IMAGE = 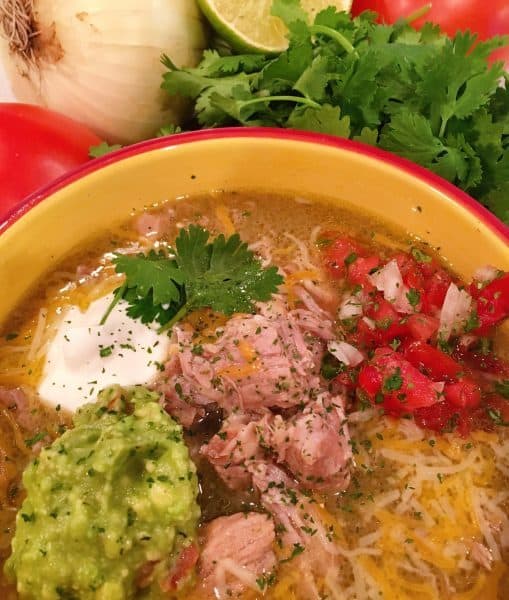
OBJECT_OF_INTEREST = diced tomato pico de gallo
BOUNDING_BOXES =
[319,232,509,437]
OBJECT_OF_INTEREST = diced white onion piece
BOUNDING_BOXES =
[362,316,376,330]
[459,334,478,350]
[328,341,365,367]
[368,259,413,314]
[338,293,363,319]
[432,381,445,395]
[439,283,473,341]
[473,265,499,283]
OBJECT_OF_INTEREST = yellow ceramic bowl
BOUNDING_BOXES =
[1,128,508,339]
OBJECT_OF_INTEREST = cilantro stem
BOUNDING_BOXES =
[100,283,126,326]
[157,302,191,334]
[239,95,321,110]
[403,4,432,25]
[309,25,358,57]
[439,116,448,138]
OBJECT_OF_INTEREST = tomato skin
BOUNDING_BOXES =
[347,255,380,287]
[322,236,365,279]
[486,0,509,68]
[414,401,470,436]
[403,341,465,382]
[473,273,509,334]
[443,380,481,409]
[421,269,452,315]
[356,295,406,347]
[160,543,199,592]
[0,104,101,220]
[358,347,441,414]
[454,345,509,377]
[405,314,439,342]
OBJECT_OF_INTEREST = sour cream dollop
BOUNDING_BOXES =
[38,294,170,411]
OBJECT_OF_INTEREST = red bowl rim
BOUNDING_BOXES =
[2,127,508,243]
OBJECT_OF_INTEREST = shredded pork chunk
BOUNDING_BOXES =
[198,512,276,598]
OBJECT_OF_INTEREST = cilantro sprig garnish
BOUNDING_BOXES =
[102,225,283,332]
[162,2,509,224]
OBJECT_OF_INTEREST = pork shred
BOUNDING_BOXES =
[198,512,276,597]
[0,386,41,433]
[154,291,353,493]
[248,462,339,599]
[157,297,334,415]
[135,208,174,238]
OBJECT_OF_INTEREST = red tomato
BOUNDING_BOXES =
[347,255,380,287]
[359,295,407,346]
[351,0,509,68]
[405,314,439,342]
[473,273,509,334]
[352,0,488,38]
[413,401,471,436]
[421,269,452,315]
[322,235,364,279]
[160,543,199,592]
[469,395,509,431]
[358,347,442,414]
[485,1,509,68]
[443,380,481,409]
[403,341,465,381]
[0,104,101,220]
[454,345,509,377]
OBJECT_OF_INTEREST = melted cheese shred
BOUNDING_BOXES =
[313,412,509,600]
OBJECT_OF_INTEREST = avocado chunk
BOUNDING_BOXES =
[5,386,200,599]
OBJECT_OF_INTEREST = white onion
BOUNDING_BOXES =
[362,316,376,330]
[432,381,445,395]
[368,259,413,314]
[473,264,499,284]
[458,334,478,351]
[438,283,473,341]
[328,340,365,367]
[338,292,363,320]
[0,0,208,143]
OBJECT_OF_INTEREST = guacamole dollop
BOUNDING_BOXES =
[5,386,200,599]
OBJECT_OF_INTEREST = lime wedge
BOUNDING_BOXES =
[197,0,353,54]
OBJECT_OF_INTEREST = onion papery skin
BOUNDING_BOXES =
[1,0,209,143]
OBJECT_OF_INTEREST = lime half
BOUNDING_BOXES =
[197,0,353,54]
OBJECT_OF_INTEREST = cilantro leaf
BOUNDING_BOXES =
[89,142,122,159]
[383,368,403,392]
[156,124,182,137]
[380,111,444,165]
[487,408,509,427]
[271,0,308,26]
[287,105,350,136]
[114,250,183,306]
[104,227,283,332]
[494,380,509,399]
[406,288,420,308]
[175,226,283,316]
[482,183,509,225]
[161,4,509,224]
[193,50,268,77]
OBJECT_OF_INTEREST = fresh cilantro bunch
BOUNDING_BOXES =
[102,225,283,332]
[161,1,509,224]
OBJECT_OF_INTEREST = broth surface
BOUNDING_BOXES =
[0,192,507,599]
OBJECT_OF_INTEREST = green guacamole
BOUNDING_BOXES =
[5,386,200,600]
